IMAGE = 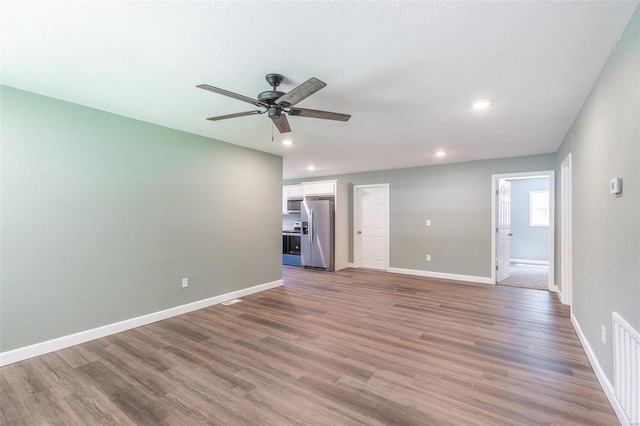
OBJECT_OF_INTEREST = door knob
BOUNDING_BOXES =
[508,233,513,236]
[357,231,362,234]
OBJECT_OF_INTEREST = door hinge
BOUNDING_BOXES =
[496,227,498,233]
[496,189,499,195]
[496,265,499,270]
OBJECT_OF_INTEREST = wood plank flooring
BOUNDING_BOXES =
[0,267,619,425]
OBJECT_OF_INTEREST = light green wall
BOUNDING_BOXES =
[282,213,301,228]
[556,7,639,382]
[286,154,556,278]
[510,178,550,261]
[0,86,283,352]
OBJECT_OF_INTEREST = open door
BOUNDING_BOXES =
[496,178,512,282]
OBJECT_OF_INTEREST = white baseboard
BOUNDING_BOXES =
[0,279,283,367]
[570,313,629,426]
[388,267,493,285]
[552,285,563,302]
[510,258,549,265]
[347,262,356,268]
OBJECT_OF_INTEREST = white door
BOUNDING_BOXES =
[354,185,389,270]
[496,178,512,282]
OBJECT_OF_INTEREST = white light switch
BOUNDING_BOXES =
[426,219,431,226]
[610,178,622,194]
[182,278,189,288]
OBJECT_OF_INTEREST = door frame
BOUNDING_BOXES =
[490,171,555,291]
[353,184,390,270]
[560,154,572,306]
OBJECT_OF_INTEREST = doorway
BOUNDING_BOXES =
[491,171,555,291]
[354,184,389,270]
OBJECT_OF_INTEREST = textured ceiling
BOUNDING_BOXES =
[2,1,638,179]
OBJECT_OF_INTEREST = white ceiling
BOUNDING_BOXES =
[2,2,637,179]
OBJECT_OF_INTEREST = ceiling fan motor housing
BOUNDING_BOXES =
[260,73,286,105]
[267,106,282,117]
[258,90,286,105]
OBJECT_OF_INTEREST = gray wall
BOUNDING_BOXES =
[0,86,283,352]
[286,154,556,278]
[556,7,639,383]
[509,178,550,262]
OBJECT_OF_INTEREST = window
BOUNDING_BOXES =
[530,190,550,226]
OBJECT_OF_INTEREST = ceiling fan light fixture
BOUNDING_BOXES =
[471,99,493,110]
[282,139,293,146]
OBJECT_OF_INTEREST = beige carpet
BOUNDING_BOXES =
[498,262,549,290]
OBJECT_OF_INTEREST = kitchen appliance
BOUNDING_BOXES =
[282,234,301,255]
[282,221,302,266]
[301,200,334,271]
[286,198,302,213]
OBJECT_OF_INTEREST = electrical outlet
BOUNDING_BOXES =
[426,219,431,226]
[601,325,606,344]
[426,254,431,261]
[182,278,189,288]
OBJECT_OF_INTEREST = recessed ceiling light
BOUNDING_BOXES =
[307,165,315,171]
[471,99,492,110]
[282,139,293,146]
[435,151,446,157]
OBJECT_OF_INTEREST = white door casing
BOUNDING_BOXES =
[496,179,512,282]
[560,154,572,306]
[491,171,555,290]
[354,184,389,270]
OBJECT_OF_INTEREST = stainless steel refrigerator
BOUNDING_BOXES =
[301,200,334,271]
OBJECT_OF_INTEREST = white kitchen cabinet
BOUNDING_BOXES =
[302,181,335,197]
[282,184,303,214]
[288,185,303,198]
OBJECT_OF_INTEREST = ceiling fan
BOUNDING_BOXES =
[197,73,351,134]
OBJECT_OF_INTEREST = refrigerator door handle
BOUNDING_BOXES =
[309,209,313,243]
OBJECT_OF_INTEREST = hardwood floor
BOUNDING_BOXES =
[0,266,619,425]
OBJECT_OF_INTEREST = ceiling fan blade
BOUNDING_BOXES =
[197,84,268,107]
[288,107,351,122]
[275,77,327,108]
[270,113,291,133]
[206,110,264,121]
